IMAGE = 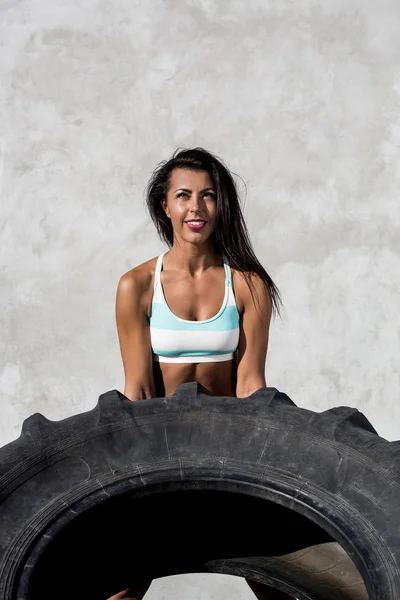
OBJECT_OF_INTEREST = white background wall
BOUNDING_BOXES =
[1,0,400,597]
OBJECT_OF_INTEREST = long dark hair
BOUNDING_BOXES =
[145,147,283,318]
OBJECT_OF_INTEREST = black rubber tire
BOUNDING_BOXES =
[0,382,399,599]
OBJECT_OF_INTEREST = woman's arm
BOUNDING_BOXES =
[115,270,156,401]
[235,273,273,398]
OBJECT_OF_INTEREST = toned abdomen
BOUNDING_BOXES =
[153,358,236,398]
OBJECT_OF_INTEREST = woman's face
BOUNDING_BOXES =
[161,168,217,247]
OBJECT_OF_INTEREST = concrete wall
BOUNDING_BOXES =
[1,0,400,597]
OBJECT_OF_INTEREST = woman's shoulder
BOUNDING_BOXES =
[230,267,270,315]
[117,255,159,302]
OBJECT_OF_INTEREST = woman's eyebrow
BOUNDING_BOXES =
[175,187,215,193]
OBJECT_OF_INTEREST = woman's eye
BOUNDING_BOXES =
[177,192,215,199]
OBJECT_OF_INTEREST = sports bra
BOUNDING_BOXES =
[149,252,240,363]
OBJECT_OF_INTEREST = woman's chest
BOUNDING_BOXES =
[163,275,223,321]
[146,267,243,321]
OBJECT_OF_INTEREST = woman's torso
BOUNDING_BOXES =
[136,253,244,398]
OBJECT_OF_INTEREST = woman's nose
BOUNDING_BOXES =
[189,194,203,209]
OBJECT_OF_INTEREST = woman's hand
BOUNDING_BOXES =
[107,590,137,600]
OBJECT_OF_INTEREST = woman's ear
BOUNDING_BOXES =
[160,199,170,219]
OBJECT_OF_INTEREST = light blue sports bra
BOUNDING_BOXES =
[149,252,240,363]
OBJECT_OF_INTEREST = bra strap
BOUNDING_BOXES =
[223,256,232,286]
[154,252,165,291]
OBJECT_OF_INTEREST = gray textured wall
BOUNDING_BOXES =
[1,1,400,597]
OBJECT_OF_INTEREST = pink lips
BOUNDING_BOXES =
[185,221,207,230]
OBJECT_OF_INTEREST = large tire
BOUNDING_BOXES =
[0,381,399,599]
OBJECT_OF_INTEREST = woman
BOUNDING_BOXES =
[113,147,293,600]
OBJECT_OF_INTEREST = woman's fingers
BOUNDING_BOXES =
[107,590,137,600]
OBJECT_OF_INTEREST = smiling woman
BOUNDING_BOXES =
[116,148,282,406]
[113,147,291,599]
[145,148,282,317]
